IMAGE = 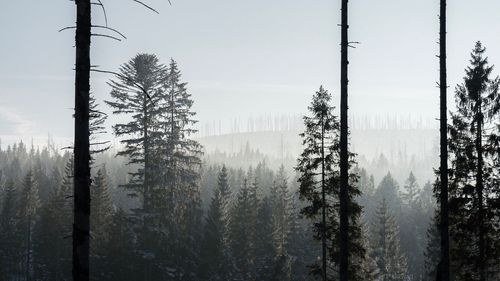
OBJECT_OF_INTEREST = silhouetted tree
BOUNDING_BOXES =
[447,42,500,281]
[438,1,450,280]
[73,0,91,280]
[296,87,365,281]
[339,0,351,279]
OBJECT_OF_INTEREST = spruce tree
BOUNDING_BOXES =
[198,165,232,281]
[296,86,365,280]
[35,161,72,280]
[446,42,500,281]
[0,179,20,280]
[371,198,408,281]
[17,170,41,281]
[90,166,113,280]
[402,172,419,206]
[106,53,166,279]
[230,178,256,280]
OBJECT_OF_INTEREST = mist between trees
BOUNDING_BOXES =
[0,44,499,281]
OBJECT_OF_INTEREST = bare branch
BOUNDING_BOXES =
[92,0,108,27]
[90,69,152,100]
[132,0,160,14]
[92,25,127,39]
[91,33,122,41]
[59,26,76,32]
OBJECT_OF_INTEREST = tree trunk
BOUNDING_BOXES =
[339,0,349,281]
[73,0,91,280]
[439,1,450,281]
[321,115,327,281]
[476,95,485,281]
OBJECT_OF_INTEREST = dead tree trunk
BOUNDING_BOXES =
[73,0,91,280]
[439,1,450,281]
[321,114,327,281]
[339,0,349,281]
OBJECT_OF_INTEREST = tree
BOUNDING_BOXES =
[402,172,419,206]
[296,86,365,280]
[230,178,255,280]
[35,164,72,280]
[339,0,351,279]
[73,1,91,280]
[0,179,20,280]
[90,166,113,280]
[438,1,450,280]
[17,170,41,281]
[424,214,441,281]
[446,42,500,281]
[106,53,166,207]
[371,198,408,281]
[198,165,232,281]
[106,53,166,279]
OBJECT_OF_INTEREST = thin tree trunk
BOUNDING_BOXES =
[143,92,150,281]
[439,1,450,281]
[25,216,31,281]
[339,0,349,280]
[321,115,327,281]
[476,97,485,281]
[73,0,91,281]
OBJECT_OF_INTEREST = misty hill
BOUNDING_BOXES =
[198,128,439,185]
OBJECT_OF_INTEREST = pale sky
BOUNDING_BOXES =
[1,0,500,146]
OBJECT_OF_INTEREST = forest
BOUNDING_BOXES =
[0,1,499,281]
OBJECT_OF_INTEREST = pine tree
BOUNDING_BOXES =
[423,214,441,281]
[0,179,20,280]
[106,54,166,279]
[105,208,141,281]
[106,53,166,205]
[230,178,256,280]
[402,172,419,206]
[17,170,41,281]
[198,165,232,281]
[446,42,500,281]
[90,166,113,280]
[296,86,365,281]
[156,59,203,281]
[371,198,408,281]
[255,196,276,280]
[35,161,72,280]
[270,165,291,258]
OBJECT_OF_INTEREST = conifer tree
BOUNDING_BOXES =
[17,170,41,281]
[90,166,113,280]
[0,179,20,280]
[35,161,72,280]
[199,165,232,281]
[371,198,408,281]
[230,178,255,280]
[255,196,276,280]
[106,54,166,279]
[106,53,166,205]
[446,42,500,281]
[402,172,419,206]
[296,86,365,280]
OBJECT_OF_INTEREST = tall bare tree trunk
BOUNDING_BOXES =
[339,0,349,281]
[321,115,327,281]
[476,94,485,281]
[439,1,450,281]
[73,0,91,280]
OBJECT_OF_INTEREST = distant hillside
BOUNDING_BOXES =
[197,128,439,185]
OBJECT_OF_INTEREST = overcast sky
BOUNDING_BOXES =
[1,0,500,146]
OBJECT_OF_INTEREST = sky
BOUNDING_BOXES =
[1,0,500,146]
